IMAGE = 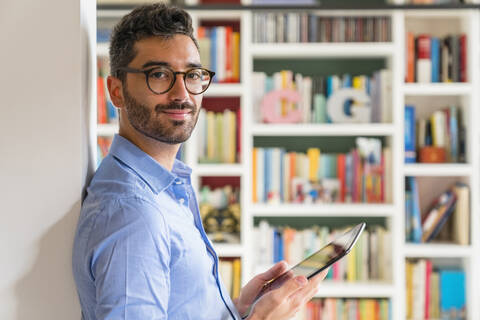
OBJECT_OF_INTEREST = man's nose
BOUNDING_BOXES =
[167,73,189,102]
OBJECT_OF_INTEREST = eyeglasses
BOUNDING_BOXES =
[118,66,215,95]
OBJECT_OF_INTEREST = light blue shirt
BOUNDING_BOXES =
[73,135,240,320]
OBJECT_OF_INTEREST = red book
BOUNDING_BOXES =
[417,34,431,59]
[460,34,467,82]
[225,26,233,82]
[337,154,346,202]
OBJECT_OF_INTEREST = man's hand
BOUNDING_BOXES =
[233,261,289,317]
[233,261,328,320]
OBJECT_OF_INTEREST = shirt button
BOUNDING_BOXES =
[179,198,185,204]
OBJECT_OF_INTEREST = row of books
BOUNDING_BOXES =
[405,177,470,245]
[252,70,392,124]
[252,13,391,43]
[252,139,391,204]
[197,26,240,83]
[405,33,467,83]
[218,258,241,299]
[406,259,466,320]
[196,108,240,164]
[300,298,390,320]
[97,58,118,124]
[97,136,113,165]
[199,184,241,243]
[254,221,392,282]
[404,105,465,163]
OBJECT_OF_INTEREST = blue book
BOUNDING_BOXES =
[107,100,117,122]
[404,105,416,163]
[210,27,217,83]
[409,177,423,243]
[326,76,333,98]
[273,228,281,263]
[449,106,459,162]
[440,270,466,317]
[431,37,440,83]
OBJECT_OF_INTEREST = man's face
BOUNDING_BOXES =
[122,35,203,144]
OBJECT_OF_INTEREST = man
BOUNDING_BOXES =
[73,3,327,319]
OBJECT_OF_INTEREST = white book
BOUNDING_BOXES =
[432,110,446,147]
[258,220,273,265]
[302,76,312,124]
[218,260,233,296]
[453,183,470,246]
[252,72,266,123]
[216,26,226,82]
[380,69,392,123]
[412,260,426,319]
[416,59,432,83]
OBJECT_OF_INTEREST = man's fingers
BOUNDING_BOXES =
[258,260,288,282]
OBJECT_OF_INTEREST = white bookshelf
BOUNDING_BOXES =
[95,4,480,320]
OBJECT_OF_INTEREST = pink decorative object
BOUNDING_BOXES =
[260,89,302,123]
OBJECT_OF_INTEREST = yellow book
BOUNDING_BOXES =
[232,258,241,299]
[307,148,320,183]
[347,244,356,282]
[216,113,223,162]
[229,110,236,163]
[252,148,257,203]
[406,261,413,319]
[206,111,216,160]
[232,32,240,81]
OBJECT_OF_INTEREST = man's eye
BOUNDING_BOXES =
[150,71,169,79]
[187,72,201,80]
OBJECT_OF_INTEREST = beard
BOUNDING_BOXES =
[122,87,199,145]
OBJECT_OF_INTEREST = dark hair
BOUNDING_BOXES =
[109,3,198,81]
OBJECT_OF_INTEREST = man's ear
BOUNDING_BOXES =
[107,75,124,109]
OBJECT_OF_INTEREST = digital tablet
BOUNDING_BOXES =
[255,222,366,301]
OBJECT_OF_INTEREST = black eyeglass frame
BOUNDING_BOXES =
[117,66,216,95]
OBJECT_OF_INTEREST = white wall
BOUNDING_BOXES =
[0,0,94,318]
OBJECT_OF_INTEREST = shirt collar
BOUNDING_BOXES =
[109,134,191,194]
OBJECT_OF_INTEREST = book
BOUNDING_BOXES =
[440,270,466,319]
[404,105,416,163]
[421,189,457,242]
[452,182,469,245]
[416,35,432,83]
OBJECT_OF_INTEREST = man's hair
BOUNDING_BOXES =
[109,3,198,81]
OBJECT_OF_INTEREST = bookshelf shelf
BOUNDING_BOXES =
[195,163,244,176]
[213,243,244,258]
[404,243,472,258]
[249,43,395,58]
[251,203,394,217]
[314,282,394,298]
[97,123,118,136]
[403,83,472,95]
[403,163,472,176]
[251,123,395,137]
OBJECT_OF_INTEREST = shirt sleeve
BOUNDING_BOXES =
[88,197,171,320]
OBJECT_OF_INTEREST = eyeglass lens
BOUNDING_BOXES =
[147,67,212,94]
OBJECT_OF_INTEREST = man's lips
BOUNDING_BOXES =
[161,109,193,120]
